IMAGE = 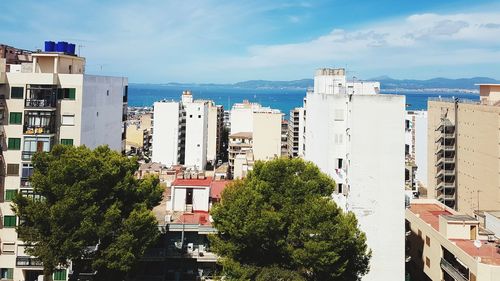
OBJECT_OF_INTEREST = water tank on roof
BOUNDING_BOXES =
[67,43,76,55]
[56,41,68,52]
[44,41,55,52]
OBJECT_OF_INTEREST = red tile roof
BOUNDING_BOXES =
[175,211,211,226]
[172,177,213,187]
[210,180,231,199]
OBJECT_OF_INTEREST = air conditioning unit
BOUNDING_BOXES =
[165,215,172,223]
[187,243,194,252]
[488,235,496,242]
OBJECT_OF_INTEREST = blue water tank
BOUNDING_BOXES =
[67,43,76,55]
[56,41,68,52]
[44,41,55,52]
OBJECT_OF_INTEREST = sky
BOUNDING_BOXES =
[1,0,500,83]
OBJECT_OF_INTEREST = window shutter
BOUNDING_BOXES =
[68,88,76,100]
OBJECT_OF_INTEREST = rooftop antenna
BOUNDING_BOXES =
[78,44,86,56]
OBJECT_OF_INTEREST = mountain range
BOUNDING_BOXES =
[136,76,500,90]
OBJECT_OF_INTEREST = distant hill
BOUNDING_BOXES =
[132,76,500,90]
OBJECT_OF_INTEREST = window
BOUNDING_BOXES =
[426,236,430,246]
[425,257,430,268]
[338,183,343,194]
[189,115,193,118]
[418,229,422,237]
[198,115,201,118]
[61,115,75,126]
[10,87,24,99]
[2,242,15,253]
[337,158,343,169]
[22,164,34,179]
[0,268,14,280]
[54,269,67,281]
[5,190,17,201]
[58,88,76,100]
[6,164,19,176]
[334,109,344,121]
[60,139,74,146]
[3,215,16,228]
[7,138,21,150]
[9,112,22,124]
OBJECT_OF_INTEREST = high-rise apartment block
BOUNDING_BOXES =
[304,68,405,281]
[428,84,500,216]
[228,101,282,178]
[405,110,428,197]
[0,42,127,281]
[152,91,223,170]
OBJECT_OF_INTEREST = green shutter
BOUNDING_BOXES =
[60,139,74,146]
[54,269,67,280]
[5,189,17,201]
[11,87,24,99]
[68,88,76,100]
[8,138,21,150]
[9,112,22,124]
[3,215,16,227]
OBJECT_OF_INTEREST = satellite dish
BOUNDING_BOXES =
[473,240,481,249]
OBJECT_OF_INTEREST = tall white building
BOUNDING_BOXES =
[0,43,127,281]
[304,68,405,281]
[152,91,223,170]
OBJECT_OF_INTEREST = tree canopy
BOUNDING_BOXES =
[13,145,163,281]
[209,158,371,281]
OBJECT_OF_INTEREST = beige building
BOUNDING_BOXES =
[406,199,500,281]
[0,45,127,281]
[427,85,500,216]
[228,132,253,178]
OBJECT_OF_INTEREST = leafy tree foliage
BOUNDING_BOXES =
[210,158,371,281]
[13,145,162,281]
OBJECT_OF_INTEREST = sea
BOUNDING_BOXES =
[128,84,479,116]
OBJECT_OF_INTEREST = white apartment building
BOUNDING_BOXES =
[304,68,405,281]
[405,110,428,194]
[228,101,282,177]
[152,91,223,170]
[287,106,305,158]
[0,44,127,281]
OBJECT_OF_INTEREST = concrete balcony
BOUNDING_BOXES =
[436,181,455,191]
[437,193,456,202]
[16,256,43,267]
[436,156,455,167]
[436,169,455,178]
[441,258,468,281]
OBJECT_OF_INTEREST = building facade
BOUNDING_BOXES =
[406,199,500,281]
[304,68,405,281]
[0,45,127,281]
[287,107,305,158]
[152,92,223,170]
[427,85,500,215]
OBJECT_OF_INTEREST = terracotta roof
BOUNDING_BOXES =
[175,211,211,226]
[210,180,231,199]
[230,132,253,139]
[172,176,213,187]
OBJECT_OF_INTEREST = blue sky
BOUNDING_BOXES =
[1,0,500,83]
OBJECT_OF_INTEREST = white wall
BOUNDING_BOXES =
[152,101,180,166]
[80,75,126,151]
[171,186,210,212]
[193,188,210,212]
[172,187,186,212]
[485,212,500,237]
[206,103,218,164]
[230,106,253,134]
[414,111,428,188]
[252,112,282,161]
[348,94,405,281]
[184,102,208,169]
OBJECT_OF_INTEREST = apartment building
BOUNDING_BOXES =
[228,101,282,178]
[304,68,405,281]
[405,110,428,197]
[126,113,152,158]
[131,172,230,281]
[280,120,288,157]
[406,199,500,281]
[427,85,500,215]
[0,42,127,281]
[152,91,223,170]
[287,107,305,158]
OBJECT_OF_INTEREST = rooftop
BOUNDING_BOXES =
[172,176,213,187]
[210,180,231,200]
[230,132,253,139]
[409,202,500,265]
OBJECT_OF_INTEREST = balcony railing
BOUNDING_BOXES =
[25,98,56,108]
[441,258,468,281]
[21,151,36,161]
[16,256,43,267]
[24,124,56,135]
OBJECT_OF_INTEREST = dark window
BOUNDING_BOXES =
[426,236,430,246]
[58,88,76,100]
[9,112,22,124]
[0,268,14,279]
[6,164,19,176]
[3,215,16,227]
[8,138,21,150]
[198,115,201,118]
[11,87,24,99]
[338,183,343,194]
[186,188,193,205]
[60,139,74,146]
[337,158,343,169]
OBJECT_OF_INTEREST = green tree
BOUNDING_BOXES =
[210,158,371,281]
[12,145,163,281]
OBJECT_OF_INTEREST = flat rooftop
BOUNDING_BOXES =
[230,132,253,139]
[409,203,500,265]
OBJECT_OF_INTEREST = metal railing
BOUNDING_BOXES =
[16,256,43,267]
[441,258,468,281]
[24,98,56,108]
